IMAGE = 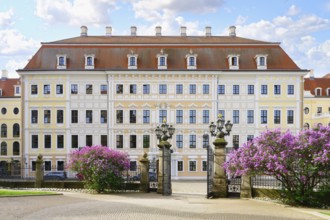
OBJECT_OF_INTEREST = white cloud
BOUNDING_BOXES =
[286,5,300,16]
[235,16,248,25]
[5,59,28,78]
[0,9,14,27]
[34,0,117,26]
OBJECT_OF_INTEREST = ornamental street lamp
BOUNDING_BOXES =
[155,118,175,196]
[209,114,233,198]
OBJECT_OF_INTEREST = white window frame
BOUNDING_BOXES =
[185,51,197,69]
[84,54,95,69]
[202,160,207,172]
[56,54,67,69]
[127,54,138,69]
[227,54,240,69]
[14,85,21,96]
[177,160,184,172]
[188,160,197,172]
[157,52,168,69]
[255,54,268,70]
[315,88,322,96]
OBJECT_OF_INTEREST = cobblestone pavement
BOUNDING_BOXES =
[0,190,327,220]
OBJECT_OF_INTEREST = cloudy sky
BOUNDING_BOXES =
[1,0,330,78]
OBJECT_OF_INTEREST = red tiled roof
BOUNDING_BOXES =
[323,73,330,78]
[304,78,330,96]
[0,78,21,97]
[21,35,302,71]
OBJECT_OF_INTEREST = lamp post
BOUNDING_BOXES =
[155,118,175,195]
[209,114,233,198]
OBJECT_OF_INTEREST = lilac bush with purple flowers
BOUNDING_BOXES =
[224,126,330,206]
[67,145,130,193]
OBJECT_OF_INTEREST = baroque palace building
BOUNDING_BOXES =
[17,25,308,179]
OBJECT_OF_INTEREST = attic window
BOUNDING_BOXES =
[315,88,322,96]
[85,54,95,69]
[57,55,67,69]
[0,89,2,96]
[186,50,197,69]
[14,86,20,96]
[127,52,138,69]
[327,88,330,96]
[227,55,240,69]
[255,55,268,70]
[157,49,168,69]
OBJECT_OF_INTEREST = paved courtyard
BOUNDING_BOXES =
[0,181,328,220]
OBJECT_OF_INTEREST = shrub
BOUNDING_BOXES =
[67,146,130,193]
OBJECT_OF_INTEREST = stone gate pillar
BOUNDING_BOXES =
[139,153,149,193]
[157,141,172,195]
[212,137,227,198]
[35,154,44,188]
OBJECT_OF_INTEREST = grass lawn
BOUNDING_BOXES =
[0,189,58,197]
[321,212,330,216]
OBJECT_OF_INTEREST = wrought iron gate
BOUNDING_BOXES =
[148,158,158,192]
[206,143,214,198]
[227,177,241,197]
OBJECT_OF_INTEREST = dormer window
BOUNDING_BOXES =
[14,86,20,96]
[127,52,138,69]
[56,55,67,69]
[0,89,2,96]
[315,88,322,96]
[227,54,240,69]
[326,88,330,96]
[255,54,268,70]
[157,49,168,69]
[186,50,197,69]
[84,54,95,69]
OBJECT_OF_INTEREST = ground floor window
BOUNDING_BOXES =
[189,161,197,172]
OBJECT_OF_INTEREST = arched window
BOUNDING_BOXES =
[315,88,322,96]
[1,142,7,156]
[13,123,20,138]
[327,88,330,96]
[13,142,20,156]
[303,123,310,130]
[1,124,7,138]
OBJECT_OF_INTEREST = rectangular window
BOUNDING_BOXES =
[130,161,137,172]
[100,85,108,94]
[45,161,51,171]
[203,110,209,124]
[130,110,136,123]
[130,84,137,94]
[116,135,123,148]
[57,161,64,171]
[71,84,78,94]
[248,85,254,95]
[247,110,254,124]
[86,135,92,146]
[101,135,107,146]
[86,110,93,123]
[32,161,36,171]
[143,110,150,124]
[176,84,183,94]
[116,134,124,148]
[261,85,268,95]
[57,135,64,148]
[31,85,38,95]
[129,57,136,66]
[274,85,281,95]
[247,135,254,142]
[116,84,123,94]
[159,84,167,94]
[189,135,196,148]
[44,135,51,149]
[178,161,183,171]
[159,56,166,66]
[176,110,183,124]
[100,110,107,124]
[86,84,93,94]
[202,135,209,148]
[233,85,240,94]
[44,84,50,94]
[44,110,51,124]
[32,135,38,149]
[233,110,239,124]
[143,135,150,148]
[218,85,225,94]
[189,110,196,124]
[56,84,63,94]
[233,135,239,150]
[288,85,294,95]
[71,135,78,148]
[287,110,294,124]
[317,107,322,114]
[57,110,63,124]
[159,110,167,123]
[274,110,281,124]
[189,57,195,66]
[189,84,196,94]
[31,110,38,124]
[116,110,123,123]
[261,110,267,124]
[71,110,78,123]
[203,84,209,94]
[218,110,225,119]
[189,161,196,172]
[176,135,183,148]
[143,84,150,94]
[202,161,207,172]
[130,135,136,148]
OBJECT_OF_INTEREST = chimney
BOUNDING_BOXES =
[155,26,162,36]
[105,26,112,36]
[131,26,137,36]
[1,70,8,79]
[80,26,88,36]
[309,69,314,80]
[205,26,212,36]
[180,26,187,36]
[229,26,236,37]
